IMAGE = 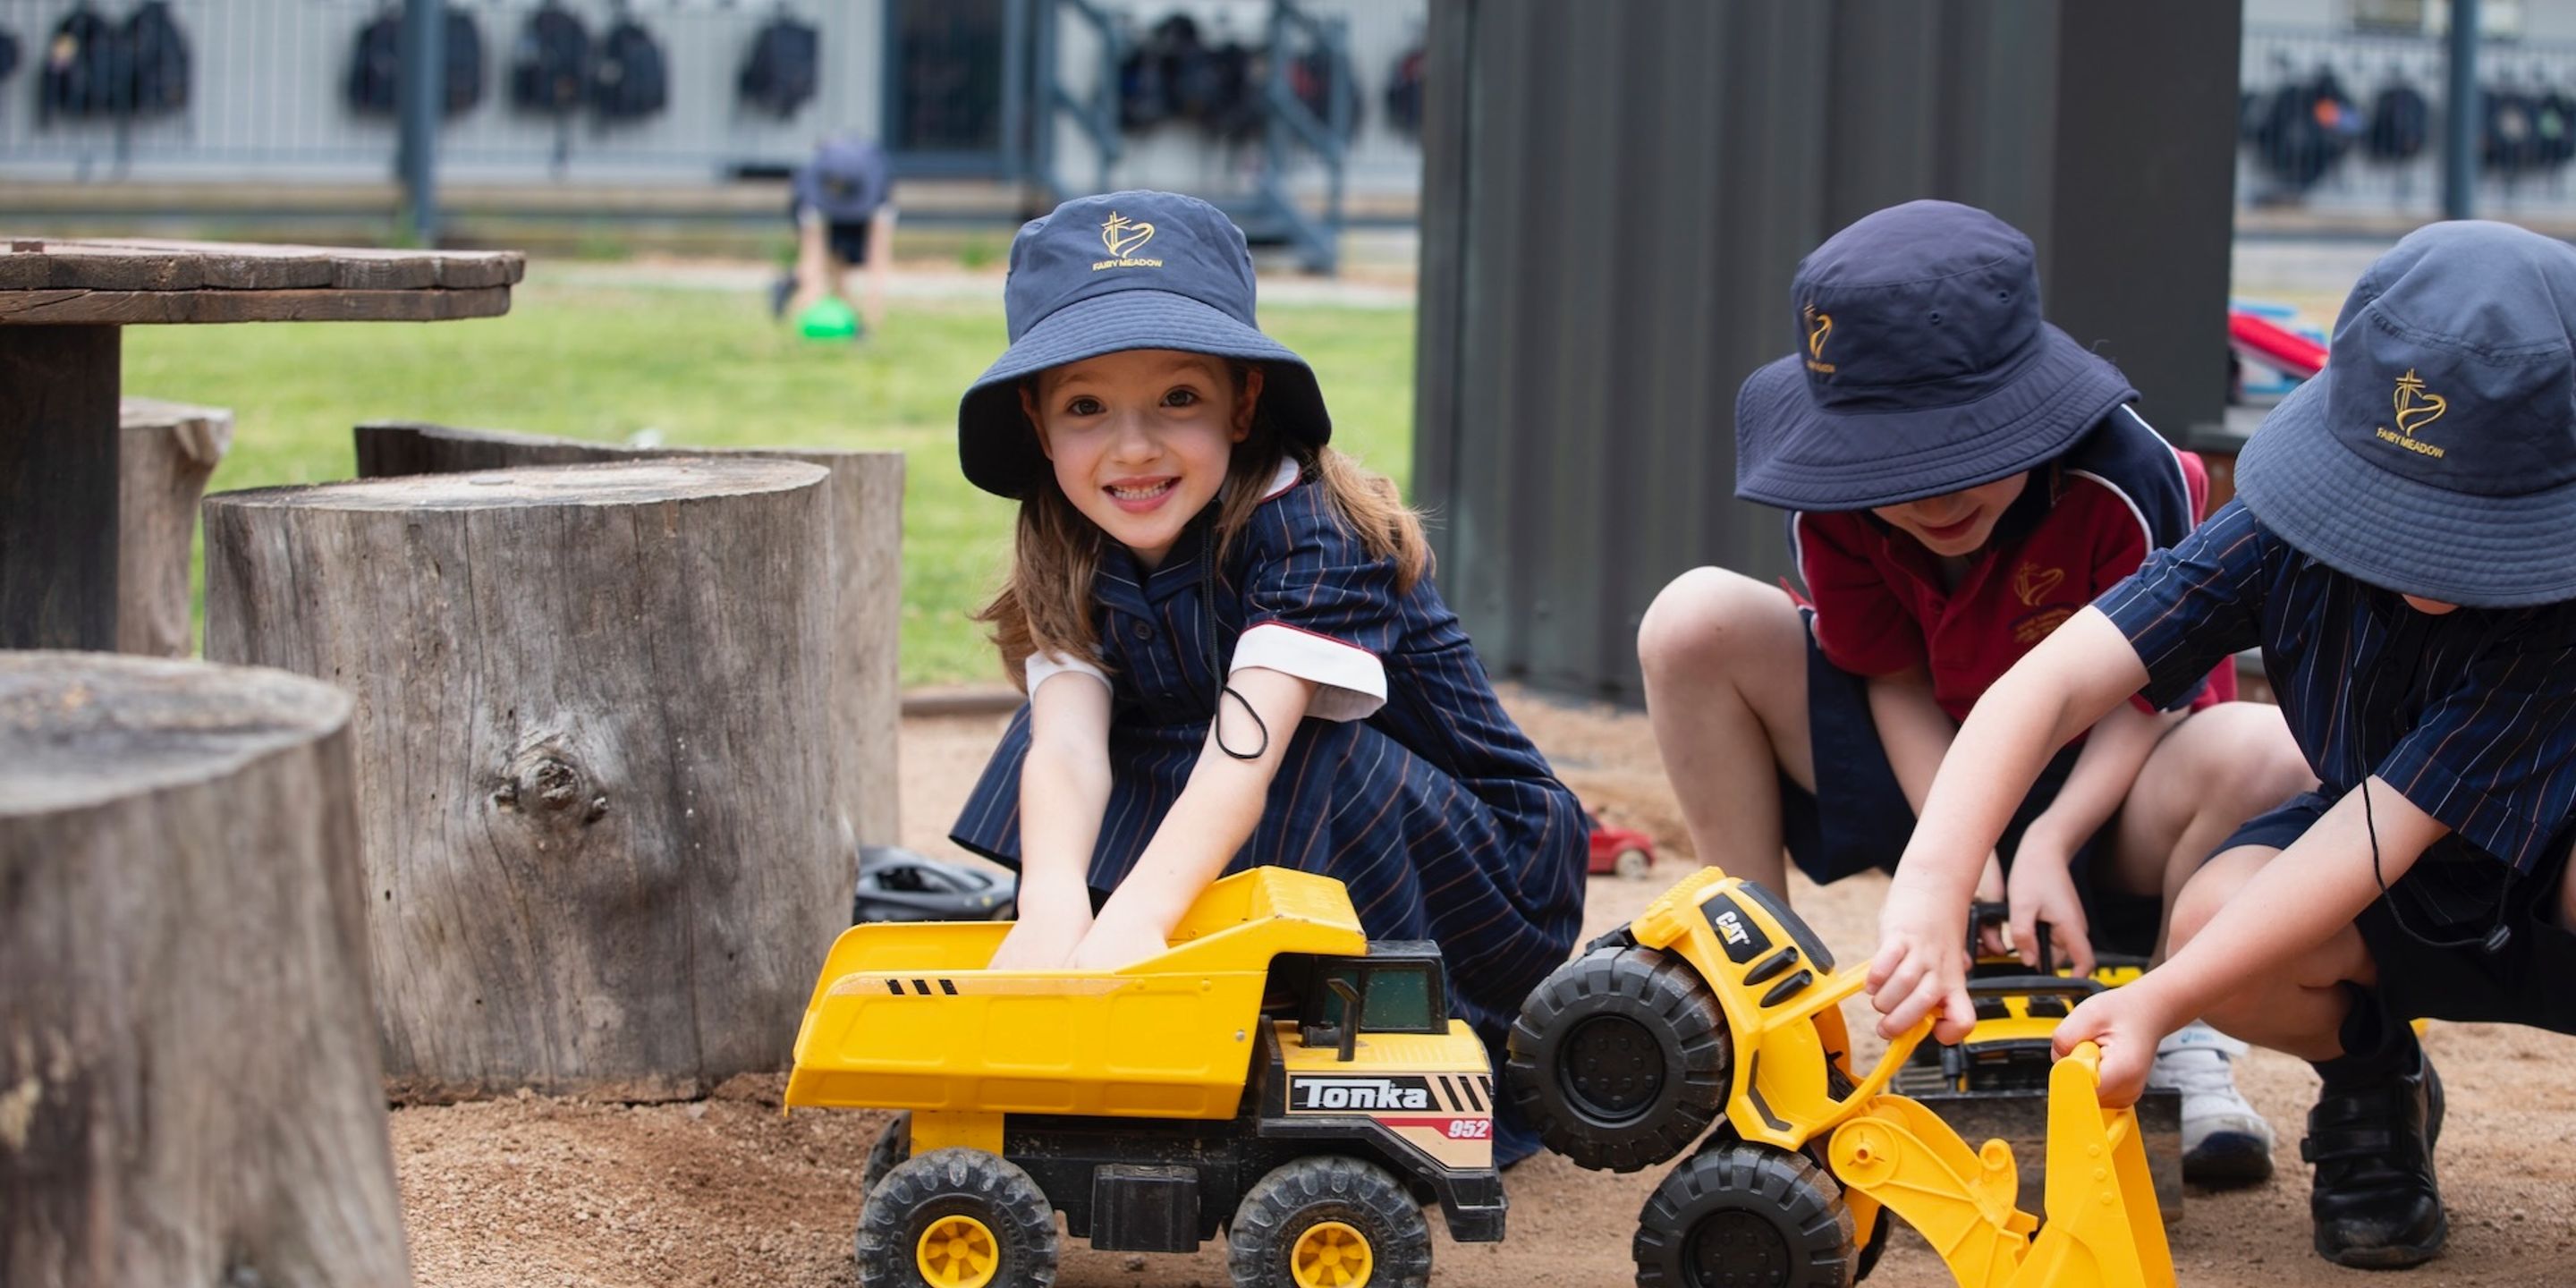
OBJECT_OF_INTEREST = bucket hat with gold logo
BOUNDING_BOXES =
[957,190,1330,498]
[1735,199,2137,512]
[2237,219,2576,607]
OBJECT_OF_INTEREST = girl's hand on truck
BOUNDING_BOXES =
[2004,842,2096,977]
[1066,902,1171,971]
[987,903,1093,970]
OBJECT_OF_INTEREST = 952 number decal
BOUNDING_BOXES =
[1446,1118,1492,1140]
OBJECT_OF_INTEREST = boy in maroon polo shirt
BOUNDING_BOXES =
[1638,200,2316,1184]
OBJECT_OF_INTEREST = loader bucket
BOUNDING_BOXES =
[2005,1042,2175,1288]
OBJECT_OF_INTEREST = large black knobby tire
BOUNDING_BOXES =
[863,1111,911,1196]
[1506,945,1731,1173]
[857,1147,1059,1288]
[1226,1155,1433,1288]
[1635,1143,1856,1288]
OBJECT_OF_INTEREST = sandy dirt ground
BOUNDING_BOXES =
[394,691,2576,1287]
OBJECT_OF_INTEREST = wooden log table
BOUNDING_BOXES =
[0,237,521,651]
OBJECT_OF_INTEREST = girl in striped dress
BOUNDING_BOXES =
[946,191,1586,1148]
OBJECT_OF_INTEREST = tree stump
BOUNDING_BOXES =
[354,420,902,854]
[0,652,410,1288]
[201,459,843,1102]
[118,396,234,657]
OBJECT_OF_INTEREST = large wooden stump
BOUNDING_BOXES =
[202,459,843,1102]
[0,653,410,1287]
[354,420,902,853]
[117,396,234,657]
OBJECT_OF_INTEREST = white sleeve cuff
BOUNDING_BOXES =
[1232,623,1386,722]
[1024,650,1110,696]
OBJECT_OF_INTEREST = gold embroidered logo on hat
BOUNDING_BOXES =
[1094,212,1164,270]
[1803,303,1835,374]
[2377,368,2449,459]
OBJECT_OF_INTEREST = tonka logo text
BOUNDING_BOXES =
[2377,369,2448,460]
[1292,1078,1433,1112]
[1095,212,1164,271]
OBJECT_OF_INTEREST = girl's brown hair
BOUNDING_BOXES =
[975,361,1428,690]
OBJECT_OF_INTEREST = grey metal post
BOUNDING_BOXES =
[2445,0,2479,220]
[399,0,445,245]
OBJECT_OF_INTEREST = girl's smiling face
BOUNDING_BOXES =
[1024,350,1261,569]
[1870,471,2029,557]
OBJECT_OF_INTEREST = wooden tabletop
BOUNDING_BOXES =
[0,238,521,326]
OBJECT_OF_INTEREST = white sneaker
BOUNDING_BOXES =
[2148,1021,2276,1186]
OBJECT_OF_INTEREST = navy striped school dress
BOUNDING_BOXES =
[952,460,1590,1050]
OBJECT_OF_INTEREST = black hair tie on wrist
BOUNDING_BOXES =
[1200,522,1271,762]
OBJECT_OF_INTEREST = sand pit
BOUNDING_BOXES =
[394,691,2576,1286]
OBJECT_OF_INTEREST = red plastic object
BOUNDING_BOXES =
[1586,812,1657,878]
[2229,309,2327,380]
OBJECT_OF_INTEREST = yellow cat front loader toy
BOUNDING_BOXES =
[785,867,1504,1288]
[1507,868,2174,1288]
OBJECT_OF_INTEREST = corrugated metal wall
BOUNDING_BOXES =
[1414,0,2241,704]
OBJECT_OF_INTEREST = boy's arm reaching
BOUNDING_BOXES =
[987,669,1116,969]
[1866,666,2007,908]
[2058,777,2446,1104]
[1072,665,1318,969]
[1869,606,2150,1039]
[2010,698,2182,974]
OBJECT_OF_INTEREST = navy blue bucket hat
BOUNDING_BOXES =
[957,191,1330,498]
[1735,200,2137,511]
[2235,220,2576,608]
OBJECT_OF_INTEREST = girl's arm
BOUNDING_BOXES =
[986,672,1114,970]
[1866,666,2008,911]
[2009,698,2183,973]
[1071,665,1320,969]
[1871,606,2147,1039]
[2057,776,2446,1104]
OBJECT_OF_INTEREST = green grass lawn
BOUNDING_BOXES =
[133,277,1417,687]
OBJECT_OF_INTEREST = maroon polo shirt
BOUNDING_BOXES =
[1791,438,2236,724]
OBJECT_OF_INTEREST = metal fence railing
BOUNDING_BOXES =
[2241,23,2576,220]
[0,1,876,184]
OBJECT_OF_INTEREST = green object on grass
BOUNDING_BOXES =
[798,297,860,340]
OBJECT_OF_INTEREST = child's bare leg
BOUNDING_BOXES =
[2113,700,2318,953]
[2167,844,2377,1059]
[1637,567,1814,893]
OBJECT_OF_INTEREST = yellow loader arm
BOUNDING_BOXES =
[1826,1040,2174,1288]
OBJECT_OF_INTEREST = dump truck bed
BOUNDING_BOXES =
[786,868,1370,1122]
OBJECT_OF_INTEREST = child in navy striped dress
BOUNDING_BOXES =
[945,191,1588,1154]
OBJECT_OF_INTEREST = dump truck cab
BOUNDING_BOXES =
[785,869,1504,1288]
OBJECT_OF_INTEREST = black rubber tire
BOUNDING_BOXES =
[1634,1143,1856,1288]
[1226,1155,1432,1288]
[1506,945,1731,1173]
[862,1111,911,1197]
[856,1147,1059,1288]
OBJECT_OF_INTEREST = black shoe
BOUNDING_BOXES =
[2301,1052,2447,1268]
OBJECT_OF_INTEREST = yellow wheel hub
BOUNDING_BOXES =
[915,1214,999,1288]
[1291,1219,1374,1288]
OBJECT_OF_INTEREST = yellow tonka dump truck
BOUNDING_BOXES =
[1506,868,2174,1288]
[785,867,1504,1288]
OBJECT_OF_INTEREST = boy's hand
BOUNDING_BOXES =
[985,904,1091,970]
[2005,837,2096,977]
[1869,882,1976,1043]
[2053,983,2181,1107]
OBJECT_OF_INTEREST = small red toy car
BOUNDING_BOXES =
[1585,812,1657,880]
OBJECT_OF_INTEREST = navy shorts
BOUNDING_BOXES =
[1781,608,2160,956]
[789,198,874,265]
[2212,792,2576,1035]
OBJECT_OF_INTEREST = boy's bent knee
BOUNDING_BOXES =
[1638,567,1793,677]
[2167,845,2271,952]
